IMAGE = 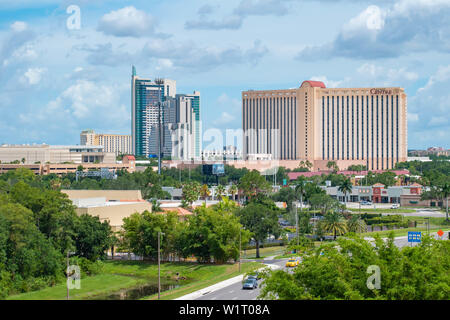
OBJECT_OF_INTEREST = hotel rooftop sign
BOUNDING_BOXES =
[370,88,393,95]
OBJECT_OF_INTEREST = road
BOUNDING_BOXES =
[193,231,448,301]
[195,259,289,301]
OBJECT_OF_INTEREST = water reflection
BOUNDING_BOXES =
[90,282,183,300]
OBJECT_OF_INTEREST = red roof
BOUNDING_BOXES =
[301,80,326,88]
[125,155,136,161]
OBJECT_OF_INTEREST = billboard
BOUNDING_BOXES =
[203,164,225,176]
[212,164,225,175]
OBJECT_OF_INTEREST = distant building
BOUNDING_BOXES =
[242,80,408,170]
[0,144,115,164]
[62,189,151,231]
[409,147,450,157]
[202,145,242,161]
[80,130,132,156]
[131,66,176,157]
[131,66,201,160]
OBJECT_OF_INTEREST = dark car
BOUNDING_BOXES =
[242,278,258,290]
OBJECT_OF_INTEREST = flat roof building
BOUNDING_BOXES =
[242,80,408,171]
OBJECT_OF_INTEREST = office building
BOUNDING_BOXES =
[80,130,132,156]
[242,80,408,170]
[131,66,176,157]
[131,66,201,160]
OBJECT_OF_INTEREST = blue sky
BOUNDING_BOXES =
[0,0,449,150]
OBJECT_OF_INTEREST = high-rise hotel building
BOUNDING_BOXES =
[242,80,408,170]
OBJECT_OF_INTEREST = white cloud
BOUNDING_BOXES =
[97,6,158,38]
[10,21,27,32]
[356,63,418,85]
[297,0,450,60]
[310,76,348,88]
[21,67,46,85]
[408,113,419,122]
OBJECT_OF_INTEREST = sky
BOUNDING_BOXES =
[0,0,449,150]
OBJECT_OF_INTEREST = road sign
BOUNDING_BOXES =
[437,229,444,237]
[408,231,422,243]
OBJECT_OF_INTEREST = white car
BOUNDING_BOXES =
[391,204,400,209]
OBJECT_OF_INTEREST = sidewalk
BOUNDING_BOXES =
[174,263,280,300]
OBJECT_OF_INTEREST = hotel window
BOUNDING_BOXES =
[361,96,364,160]
[352,96,354,160]
[371,96,374,170]
[376,95,379,170]
[386,96,389,168]
[381,96,384,170]
[336,96,339,160]
[332,96,335,160]
[342,96,345,160]
[391,95,394,168]
[356,96,359,160]
[396,95,399,163]
[322,96,325,159]
[327,96,330,160]
[347,96,349,160]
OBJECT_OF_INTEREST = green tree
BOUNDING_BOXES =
[121,210,181,260]
[215,184,226,200]
[237,201,280,258]
[347,215,367,233]
[259,234,450,300]
[322,211,348,240]
[228,184,238,201]
[238,170,271,200]
[73,214,113,261]
[326,161,339,173]
[182,181,200,207]
[177,205,248,263]
[338,178,353,205]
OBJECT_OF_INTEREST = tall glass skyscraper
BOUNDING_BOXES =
[131,66,176,157]
[131,67,201,159]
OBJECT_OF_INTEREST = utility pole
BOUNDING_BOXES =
[155,78,164,175]
[158,231,165,300]
[294,201,299,247]
[239,228,242,273]
[66,250,69,300]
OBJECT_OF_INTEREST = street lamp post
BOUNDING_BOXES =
[294,201,299,247]
[158,231,165,300]
[239,228,242,273]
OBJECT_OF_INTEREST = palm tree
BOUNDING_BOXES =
[200,184,211,204]
[229,184,238,201]
[323,211,348,240]
[338,178,353,206]
[440,183,450,221]
[347,215,367,233]
[295,176,307,211]
[216,184,225,201]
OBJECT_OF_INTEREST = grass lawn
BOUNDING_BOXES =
[144,261,262,300]
[7,261,262,301]
[241,245,287,259]
[349,208,416,214]
[7,274,146,300]
[360,226,450,238]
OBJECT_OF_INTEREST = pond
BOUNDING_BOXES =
[88,280,188,300]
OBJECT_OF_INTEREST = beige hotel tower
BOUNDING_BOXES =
[242,81,408,171]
